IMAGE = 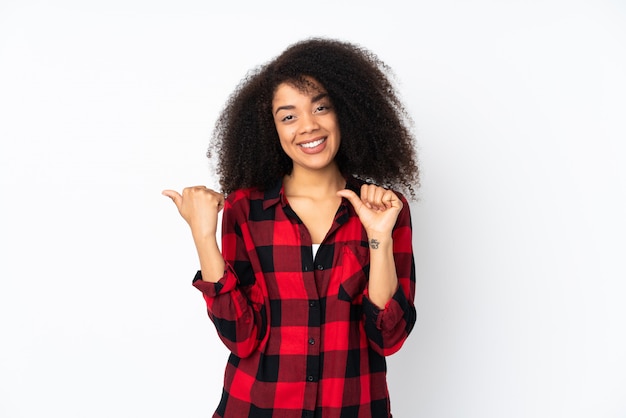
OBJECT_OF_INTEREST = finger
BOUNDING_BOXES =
[362,184,386,211]
[336,189,365,212]
[372,187,386,210]
[189,185,208,191]
[186,186,226,213]
[360,184,374,209]
[215,194,225,212]
[161,189,183,208]
[381,189,395,209]
[382,189,403,211]
[200,188,225,212]
[182,186,203,197]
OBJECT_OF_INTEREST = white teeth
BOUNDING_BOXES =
[300,138,325,148]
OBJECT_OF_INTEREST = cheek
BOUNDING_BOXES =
[276,126,296,144]
[275,131,293,155]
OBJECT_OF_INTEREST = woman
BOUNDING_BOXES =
[163,37,419,418]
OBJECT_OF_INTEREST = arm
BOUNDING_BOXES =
[337,185,416,356]
[163,187,267,357]
[162,186,225,283]
[362,200,416,356]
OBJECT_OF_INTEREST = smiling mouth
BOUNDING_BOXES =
[299,137,326,149]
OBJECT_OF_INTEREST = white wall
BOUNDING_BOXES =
[1,1,624,417]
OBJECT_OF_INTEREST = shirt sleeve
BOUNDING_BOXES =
[362,196,417,356]
[192,199,268,359]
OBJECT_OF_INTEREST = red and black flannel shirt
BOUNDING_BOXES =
[192,177,416,418]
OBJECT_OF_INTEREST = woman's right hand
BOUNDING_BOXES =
[162,186,225,239]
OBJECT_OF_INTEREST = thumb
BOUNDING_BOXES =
[336,189,364,211]
[161,189,182,209]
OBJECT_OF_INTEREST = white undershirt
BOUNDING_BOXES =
[312,244,321,259]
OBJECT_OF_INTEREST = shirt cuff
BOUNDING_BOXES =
[362,285,409,331]
[191,263,238,297]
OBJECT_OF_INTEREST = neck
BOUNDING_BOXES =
[284,164,345,198]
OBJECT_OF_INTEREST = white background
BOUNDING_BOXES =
[1,0,625,417]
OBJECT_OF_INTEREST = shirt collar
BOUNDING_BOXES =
[262,180,284,210]
[261,175,364,211]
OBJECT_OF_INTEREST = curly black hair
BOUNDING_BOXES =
[208,37,420,198]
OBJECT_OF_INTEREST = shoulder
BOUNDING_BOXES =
[225,187,263,207]
[223,185,275,218]
[225,187,254,203]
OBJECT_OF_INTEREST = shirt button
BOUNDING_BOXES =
[308,338,315,345]
[307,375,314,382]
[309,301,316,307]
[316,265,324,270]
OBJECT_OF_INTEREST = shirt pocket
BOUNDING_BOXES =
[338,243,370,303]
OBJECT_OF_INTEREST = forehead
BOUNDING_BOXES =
[272,77,327,103]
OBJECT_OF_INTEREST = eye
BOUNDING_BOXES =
[280,114,295,122]
[314,104,331,113]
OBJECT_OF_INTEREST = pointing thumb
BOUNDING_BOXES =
[162,189,182,209]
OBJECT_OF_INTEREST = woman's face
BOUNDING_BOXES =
[272,79,341,174]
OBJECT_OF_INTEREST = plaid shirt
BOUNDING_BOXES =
[192,178,416,418]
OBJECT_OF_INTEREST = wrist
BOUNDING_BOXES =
[366,236,393,250]
[191,230,219,248]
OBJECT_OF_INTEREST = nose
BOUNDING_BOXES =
[299,112,319,134]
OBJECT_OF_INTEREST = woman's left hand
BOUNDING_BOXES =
[337,184,403,238]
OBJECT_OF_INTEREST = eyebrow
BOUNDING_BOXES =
[274,92,329,116]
